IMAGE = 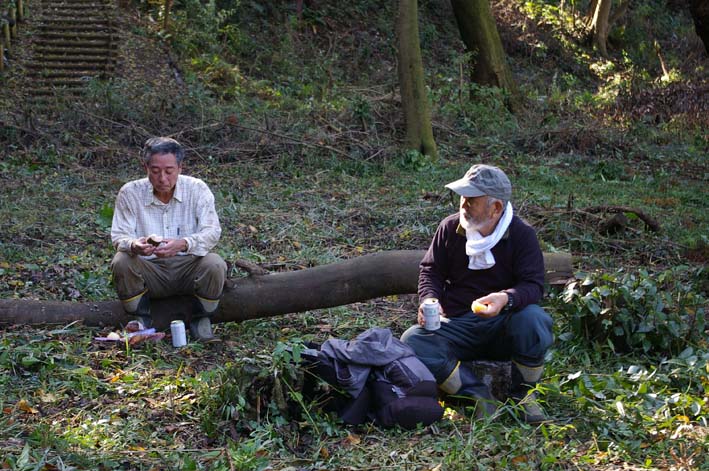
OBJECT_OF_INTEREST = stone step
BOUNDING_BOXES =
[42,2,112,7]
[24,0,120,103]
[30,77,96,86]
[36,31,116,40]
[42,0,113,4]
[41,3,114,10]
[40,6,113,13]
[38,12,113,20]
[35,39,117,48]
[41,6,111,11]
[37,24,116,32]
[28,69,108,77]
[28,87,87,96]
[27,59,115,67]
[37,18,113,25]
[34,45,117,55]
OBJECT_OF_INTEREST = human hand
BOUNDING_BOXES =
[131,237,156,256]
[417,300,443,327]
[471,292,508,318]
[153,238,188,258]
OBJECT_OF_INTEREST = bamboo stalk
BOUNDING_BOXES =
[3,21,10,52]
[0,41,4,72]
[163,0,171,31]
[10,7,17,38]
[17,0,24,22]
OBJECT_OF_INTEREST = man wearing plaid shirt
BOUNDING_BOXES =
[110,137,227,341]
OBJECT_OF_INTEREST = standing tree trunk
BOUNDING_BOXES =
[396,0,438,158]
[690,0,709,54]
[588,0,612,57]
[449,0,521,111]
[163,0,173,32]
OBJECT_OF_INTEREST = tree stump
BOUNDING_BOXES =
[466,360,512,400]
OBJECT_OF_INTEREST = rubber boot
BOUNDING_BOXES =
[440,362,498,419]
[189,295,218,341]
[121,290,152,329]
[511,361,547,424]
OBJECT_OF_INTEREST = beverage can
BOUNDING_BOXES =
[170,320,187,347]
[422,298,441,331]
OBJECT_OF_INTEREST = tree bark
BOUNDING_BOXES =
[0,251,573,328]
[163,0,173,32]
[589,0,612,57]
[585,0,599,26]
[396,0,438,158]
[449,0,522,111]
[690,0,709,54]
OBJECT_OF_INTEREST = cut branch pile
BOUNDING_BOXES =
[520,201,682,268]
[615,83,709,128]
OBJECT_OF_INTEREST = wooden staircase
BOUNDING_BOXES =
[26,0,119,99]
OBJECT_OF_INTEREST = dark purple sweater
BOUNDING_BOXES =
[418,213,545,317]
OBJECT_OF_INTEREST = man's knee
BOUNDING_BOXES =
[202,253,227,277]
[509,304,551,329]
[401,326,456,383]
[111,251,137,275]
[195,254,227,297]
[507,304,553,362]
[110,252,146,300]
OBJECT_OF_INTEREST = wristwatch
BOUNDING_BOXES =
[503,293,514,312]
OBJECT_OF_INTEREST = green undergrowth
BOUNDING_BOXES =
[0,316,707,470]
[1,145,706,469]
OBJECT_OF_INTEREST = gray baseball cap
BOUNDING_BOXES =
[445,164,512,202]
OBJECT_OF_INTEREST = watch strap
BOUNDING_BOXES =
[504,292,515,312]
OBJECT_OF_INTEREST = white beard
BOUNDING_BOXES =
[459,208,487,234]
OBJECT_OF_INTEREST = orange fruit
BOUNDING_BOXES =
[472,301,488,314]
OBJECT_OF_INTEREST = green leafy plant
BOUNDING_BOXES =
[397,149,434,171]
[197,361,263,438]
[553,267,707,354]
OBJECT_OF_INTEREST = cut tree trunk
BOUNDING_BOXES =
[0,250,573,328]
[396,0,438,158]
[690,0,709,54]
[450,0,522,111]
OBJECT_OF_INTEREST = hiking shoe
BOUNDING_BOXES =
[189,317,216,342]
[516,391,548,424]
[470,397,498,420]
[131,316,152,331]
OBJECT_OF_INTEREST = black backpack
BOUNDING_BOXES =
[369,354,444,428]
[300,330,443,429]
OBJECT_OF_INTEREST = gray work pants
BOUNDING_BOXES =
[111,252,227,302]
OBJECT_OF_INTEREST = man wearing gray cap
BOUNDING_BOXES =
[401,164,553,423]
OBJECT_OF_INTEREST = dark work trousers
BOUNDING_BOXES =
[111,252,227,302]
[400,304,553,384]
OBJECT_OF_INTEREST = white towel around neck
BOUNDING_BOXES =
[463,202,514,270]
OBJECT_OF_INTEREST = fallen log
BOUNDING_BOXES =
[0,250,573,328]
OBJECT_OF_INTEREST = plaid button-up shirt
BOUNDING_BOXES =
[111,175,222,258]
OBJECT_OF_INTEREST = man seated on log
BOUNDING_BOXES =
[110,137,227,341]
[401,164,553,423]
